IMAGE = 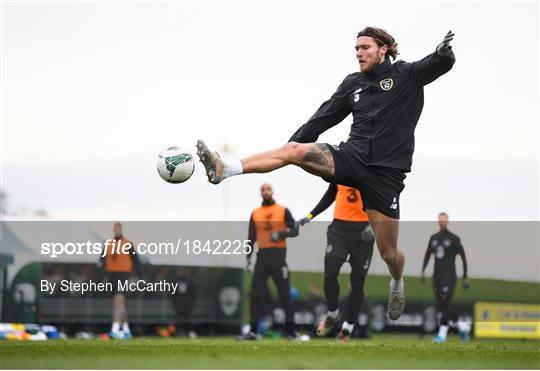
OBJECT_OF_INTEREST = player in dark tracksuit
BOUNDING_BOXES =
[299,183,374,341]
[240,183,299,340]
[197,27,456,321]
[421,212,469,342]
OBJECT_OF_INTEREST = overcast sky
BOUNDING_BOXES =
[1,0,538,221]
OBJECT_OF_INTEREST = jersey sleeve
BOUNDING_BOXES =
[422,236,433,273]
[456,237,468,278]
[288,76,353,143]
[279,208,299,238]
[310,183,338,219]
[408,49,455,87]
[246,214,256,260]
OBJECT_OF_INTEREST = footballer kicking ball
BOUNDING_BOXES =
[156,146,195,183]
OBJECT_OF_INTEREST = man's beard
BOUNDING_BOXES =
[262,197,275,206]
[360,54,383,72]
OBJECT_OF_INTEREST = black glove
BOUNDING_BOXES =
[298,214,313,227]
[270,232,282,242]
[462,277,470,290]
[246,258,252,273]
[360,225,374,242]
[436,30,455,56]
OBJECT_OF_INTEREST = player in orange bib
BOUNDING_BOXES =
[240,183,299,340]
[298,183,374,341]
[100,222,142,339]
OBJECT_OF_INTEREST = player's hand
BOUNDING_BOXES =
[246,259,252,273]
[270,232,282,242]
[361,225,374,242]
[420,273,426,284]
[462,277,470,290]
[436,30,455,56]
[298,214,312,227]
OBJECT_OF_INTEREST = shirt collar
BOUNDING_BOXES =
[366,57,392,79]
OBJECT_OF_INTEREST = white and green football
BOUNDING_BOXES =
[156,146,195,183]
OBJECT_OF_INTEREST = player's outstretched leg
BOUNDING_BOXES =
[196,139,335,184]
[367,209,406,320]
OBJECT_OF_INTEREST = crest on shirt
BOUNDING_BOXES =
[380,78,393,91]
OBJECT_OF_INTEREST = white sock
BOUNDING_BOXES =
[341,321,354,333]
[457,320,470,334]
[390,278,404,292]
[223,159,243,177]
[122,322,131,333]
[111,322,120,333]
[327,309,339,319]
[437,324,449,339]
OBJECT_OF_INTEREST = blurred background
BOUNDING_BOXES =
[0,0,538,342]
[1,0,538,221]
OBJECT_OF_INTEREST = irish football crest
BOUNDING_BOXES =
[380,78,393,91]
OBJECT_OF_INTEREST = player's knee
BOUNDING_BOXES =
[324,257,342,279]
[281,142,308,164]
[350,271,366,290]
[380,248,398,265]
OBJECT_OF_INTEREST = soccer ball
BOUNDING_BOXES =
[156,146,195,183]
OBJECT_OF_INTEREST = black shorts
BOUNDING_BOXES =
[433,275,456,301]
[324,142,406,219]
[326,220,374,274]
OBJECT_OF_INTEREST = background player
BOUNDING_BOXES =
[240,183,299,340]
[299,183,374,342]
[197,27,456,320]
[100,222,142,339]
[421,212,470,342]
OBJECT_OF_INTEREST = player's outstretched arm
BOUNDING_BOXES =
[409,30,456,86]
[289,77,353,144]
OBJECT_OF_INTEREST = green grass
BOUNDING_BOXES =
[1,336,539,369]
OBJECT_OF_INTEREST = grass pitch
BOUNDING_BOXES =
[1,335,539,369]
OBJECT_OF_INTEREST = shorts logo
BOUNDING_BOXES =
[389,197,398,210]
[380,78,393,91]
[325,244,333,253]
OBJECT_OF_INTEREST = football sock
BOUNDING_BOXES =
[111,322,120,333]
[223,159,243,177]
[437,324,449,339]
[341,321,354,333]
[327,309,339,319]
[122,322,131,334]
[390,277,404,292]
[457,320,469,333]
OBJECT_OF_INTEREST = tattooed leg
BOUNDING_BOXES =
[239,142,335,179]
